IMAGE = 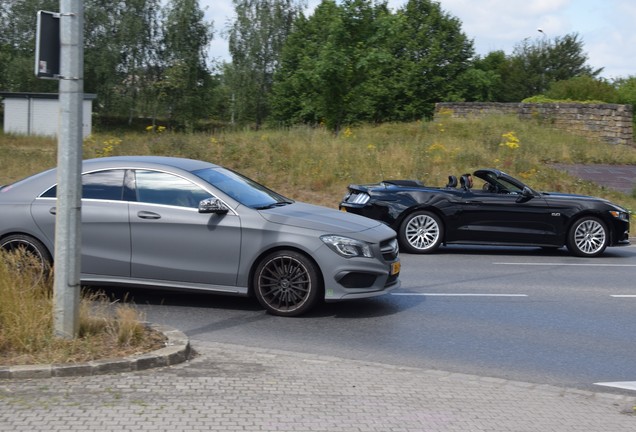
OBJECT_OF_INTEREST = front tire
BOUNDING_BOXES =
[253,250,320,317]
[398,210,444,254]
[566,216,608,257]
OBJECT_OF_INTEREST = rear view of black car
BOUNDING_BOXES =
[340,169,630,257]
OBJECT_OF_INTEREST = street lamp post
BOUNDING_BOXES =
[537,28,548,93]
[54,0,84,339]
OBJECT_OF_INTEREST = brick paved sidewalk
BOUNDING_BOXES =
[1,341,634,432]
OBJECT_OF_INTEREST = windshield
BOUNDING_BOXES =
[480,172,525,194]
[193,167,292,209]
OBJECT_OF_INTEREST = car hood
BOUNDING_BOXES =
[542,191,606,202]
[542,191,627,209]
[259,202,384,234]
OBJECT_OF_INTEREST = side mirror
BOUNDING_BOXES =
[516,186,535,203]
[198,197,229,214]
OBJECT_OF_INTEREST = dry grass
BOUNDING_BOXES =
[2,117,635,211]
[0,251,165,366]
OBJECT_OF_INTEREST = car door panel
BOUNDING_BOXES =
[450,191,557,245]
[30,169,131,277]
[31,199,131,276]
[129,169,241,286]
[129,203,241,286]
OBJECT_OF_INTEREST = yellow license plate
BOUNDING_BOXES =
[391,261,401,275]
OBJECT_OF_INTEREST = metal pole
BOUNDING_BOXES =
[54,0,84,339]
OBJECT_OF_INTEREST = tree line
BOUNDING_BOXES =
[1,0,634,132]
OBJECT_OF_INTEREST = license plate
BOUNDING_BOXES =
[340,207,347,212]
[390,261,401,275]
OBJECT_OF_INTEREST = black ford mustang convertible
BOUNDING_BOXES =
[340,169,630,257]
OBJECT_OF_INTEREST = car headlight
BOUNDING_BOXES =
[321,235,373,258]
[609,210,629,222]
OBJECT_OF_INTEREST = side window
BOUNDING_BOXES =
[83,170,125,200]
[40,169,125,200]
[134,170,212,208]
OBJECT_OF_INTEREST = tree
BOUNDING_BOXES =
[83,0,162,121]
[451,51,505,102]
[545,75,619,103]
[161,0,213,130]
[271,0,474,130]
[613,76,636,121]
[615,76,636,105]
[227,0,304,128]
[497,33,600,101]
[393,0,474,118]
[0,0,216,128]
[272,0,399,131]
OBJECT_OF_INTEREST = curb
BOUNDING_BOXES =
[0,323,190,380]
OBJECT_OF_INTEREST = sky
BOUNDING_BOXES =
[201,0,636,80]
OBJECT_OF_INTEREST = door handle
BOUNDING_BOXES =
[137,211,161,220]
[464,200,482,204]
[49,207,56,215]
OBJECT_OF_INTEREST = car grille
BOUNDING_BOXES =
[381,238,399,261]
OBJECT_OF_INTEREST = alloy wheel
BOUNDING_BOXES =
[254,251,318,316]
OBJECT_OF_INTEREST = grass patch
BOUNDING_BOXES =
[0,251,165,366]
[77,116,636,211]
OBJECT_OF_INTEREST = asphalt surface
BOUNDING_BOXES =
[551,163,636,195]
[1,163,635,431]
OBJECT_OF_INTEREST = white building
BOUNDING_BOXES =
[0,92,97,137]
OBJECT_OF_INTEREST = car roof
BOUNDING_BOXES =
[83,156,219,172]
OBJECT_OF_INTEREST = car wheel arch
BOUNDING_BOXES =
[395,206,447,242]
[564,211,615,242]
[396,206,447,254]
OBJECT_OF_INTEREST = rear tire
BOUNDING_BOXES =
[1,234,52,285]
[253,250,320,317]
[398,210,444,254]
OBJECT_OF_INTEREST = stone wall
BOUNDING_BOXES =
[435,102,634,146]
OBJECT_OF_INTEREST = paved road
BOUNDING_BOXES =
[550,163,636,195]
[1,341,635,431]
[133,244,636,395]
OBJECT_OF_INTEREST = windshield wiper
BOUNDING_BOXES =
[255,200,293,210]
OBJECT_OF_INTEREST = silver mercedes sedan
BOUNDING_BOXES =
[0,156,400,316]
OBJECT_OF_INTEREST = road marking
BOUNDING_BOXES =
[494,262,636,267]
[594,381,636,392]
[391,293,528,297]
[611,295,636,298]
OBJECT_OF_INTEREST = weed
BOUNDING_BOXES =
[0,251,163,365]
